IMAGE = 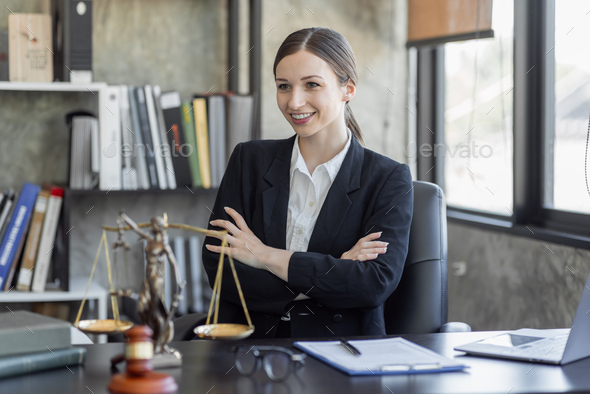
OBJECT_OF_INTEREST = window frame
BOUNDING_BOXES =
[414,0,590,250]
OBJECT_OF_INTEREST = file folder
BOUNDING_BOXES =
[294,337,468,376]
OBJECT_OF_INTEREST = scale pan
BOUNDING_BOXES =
[75,319,134,335]
[194,324,254,340]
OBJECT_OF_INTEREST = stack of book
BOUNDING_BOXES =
[70,85,256,191]
[0,311,85,379]
[0,182,64,293]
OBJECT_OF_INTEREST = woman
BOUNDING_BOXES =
[202,27,413,338]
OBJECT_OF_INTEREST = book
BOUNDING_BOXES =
[128,86,151,190]
[144,85,168,189]
[16,189,50,291]
[0,346,86,380]
[0,189,15,239]
[193,97,212,189]
[31,187,64,293]
[160,91,192,188]
[152,85,177,189]
[0,310,71,358]
[173,237,188,315]
[208,95,227,188]
[180,101,203,188]
[134,86,159,189]
[69,115,99,190]
[187,236,204,313]
[8,14,53,82]
[119,85,138,190]
[227,94,254,161]
[99,86,122,190]
[0,30,8,81]
[0,182,40,291]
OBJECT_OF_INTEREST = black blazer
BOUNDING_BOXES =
[202,134,413,338]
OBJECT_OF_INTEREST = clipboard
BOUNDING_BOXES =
[294,337,468,376]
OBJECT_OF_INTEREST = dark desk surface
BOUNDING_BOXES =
[1,331,590,394]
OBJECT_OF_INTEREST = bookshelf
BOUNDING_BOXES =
[0,81,107,92]
[0,0,262,322]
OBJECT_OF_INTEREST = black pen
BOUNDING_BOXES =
[340,339,362,356]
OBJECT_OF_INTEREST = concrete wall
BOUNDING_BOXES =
[448,223,590,331]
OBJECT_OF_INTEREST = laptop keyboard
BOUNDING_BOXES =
[503,335,568,360]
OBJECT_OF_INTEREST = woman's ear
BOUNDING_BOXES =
[342,79,356,103]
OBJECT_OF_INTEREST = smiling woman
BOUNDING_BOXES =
[199,27,414,339]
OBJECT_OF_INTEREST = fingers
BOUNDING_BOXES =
[224,207,253,234]
[357,253,378,262]
[211,218,241,237]
[362,231,382,242]
[361,240,389,249]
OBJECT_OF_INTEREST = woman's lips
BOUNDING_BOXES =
[290,112,315,125]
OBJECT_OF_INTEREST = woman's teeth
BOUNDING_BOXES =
[292,113,313,120]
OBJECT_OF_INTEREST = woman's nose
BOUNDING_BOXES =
[288,88,306,110]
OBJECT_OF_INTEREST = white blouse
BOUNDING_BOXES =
[286,127,352,253]
[285,128,352,304]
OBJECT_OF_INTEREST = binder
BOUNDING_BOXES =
[294,337,468,376]
[99,86,122,190]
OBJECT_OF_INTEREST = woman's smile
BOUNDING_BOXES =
[290,112,316,124]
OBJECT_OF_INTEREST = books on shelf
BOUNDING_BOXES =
[65,85,255,192]
[160,91,192,188]
[31,186,64,293]
[99,86,122,190]
[16,189,50,291]
[0,182,40,291]
[68,115,99,190]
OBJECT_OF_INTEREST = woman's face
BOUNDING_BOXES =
[275,50,354,138]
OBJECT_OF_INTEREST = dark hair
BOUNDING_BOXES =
[273,27,365,147]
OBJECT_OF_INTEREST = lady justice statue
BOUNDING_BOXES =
[118,212,185,356]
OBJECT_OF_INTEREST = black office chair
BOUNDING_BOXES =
[384,180,470,334]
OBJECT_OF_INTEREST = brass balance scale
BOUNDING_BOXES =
[73,212,255,360]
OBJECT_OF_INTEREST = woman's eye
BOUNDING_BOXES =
[307,82,319,88]
[278,84,289,90]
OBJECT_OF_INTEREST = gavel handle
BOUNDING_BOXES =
[110,353,125,366]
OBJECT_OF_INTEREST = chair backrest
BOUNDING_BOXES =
[383,180,448,334]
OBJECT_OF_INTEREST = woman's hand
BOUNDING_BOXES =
[341,231,389,261]
[205,207,272,270]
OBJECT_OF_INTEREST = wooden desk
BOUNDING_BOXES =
[1,331,589,394]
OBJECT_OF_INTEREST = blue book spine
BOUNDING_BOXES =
[0,182,40,289]
[0,347,86,379]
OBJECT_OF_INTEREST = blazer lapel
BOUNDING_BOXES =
[307,136,363,254]
[261,134,364,254]
[262,135,296,249]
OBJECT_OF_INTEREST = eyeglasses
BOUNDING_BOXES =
[233,345,306,382]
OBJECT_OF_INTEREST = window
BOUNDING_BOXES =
[415,0,590,247]
[548,0,590,215]
[443,0,514,215]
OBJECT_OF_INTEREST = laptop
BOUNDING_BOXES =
[455,269,590,365]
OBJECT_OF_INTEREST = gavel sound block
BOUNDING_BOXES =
[108,325,178,394]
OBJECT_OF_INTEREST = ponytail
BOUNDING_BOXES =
[345,102,365,147]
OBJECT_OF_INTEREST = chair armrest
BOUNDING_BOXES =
[439,322,472,333]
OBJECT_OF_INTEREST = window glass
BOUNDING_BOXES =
[444,0,514,215]
[550,0,590,214]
